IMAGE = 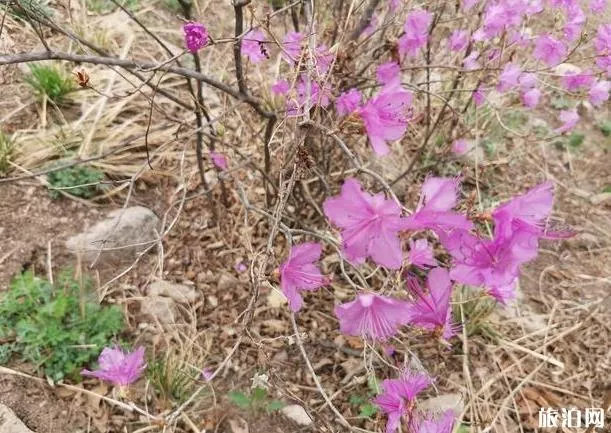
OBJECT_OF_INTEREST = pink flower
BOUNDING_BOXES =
[234,262,247,273]
[183,22,209,53]
[590,0,607,13]
[82,346,146,387]
[314,44,335,75]
[287,76,331,116]
[241,29,267,63]
[564,21,582,43]
[389,0,400,12]
[358,86,412,156]
[413,410,456,433]
[398,9,433,57]
[561,71,594,91]
[323,178,409,268]
[452,139,469,155]
[594,24,611,74]
[336,89,362,116]
[589,80,610,106]
[374,370,433,433]
[408,239,437,268]
[406,268,456,339]
[441,229,537,304]
[462,0,479,11]
[463,51,480,70]
[376,61,401,88]
[201,368,214,381]
[271,79,290,95]
[282,31,304,64]
[473,86,485,106]
[279,242,328,312]
[521,88,541,108]
[210,151,228,171]
[533,34,567,67]
[519,73,538,89]
[448,30,469,52]
[497,63,521,93]
[493,181,574,240]
[403,176,473,234]
[335,293,411,341]
[362,14,378,37]
[555,109,579,133]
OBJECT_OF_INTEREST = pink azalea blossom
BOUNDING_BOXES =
[561,71,594,91]
[497,63,521,93]
[413,410,456,433]
[533,34,567,67]
[408,239,437,268]
[81,346,146,387]
[374,370,433,433]
[210,151,228,171]
[201,368,214,381]
[389,0,400,12]
[589,80,610,106]
[452,139,469,155]
[406,268,456,339]
[594,24,611,74]
[362,14,378,37]
[590,0,607,13]
[482,3,506,38]
[358,86,412,156]
[555,109,579,133]
[398,9,433,57]
[336,89,362,116]
[509,31,531,49]
[234,262,247,273]
[441,229,537,304]
[473,86,486,106]
[403,176,473,234]
[564,21,582,43]
[521,88,541,108]
[271,79,290,95]
[323,178,409,268]
[519,73,538,90]
[314,44,335,75]
[463,51,480,70]
[448,30,469,52]
[462,0,479,11]
[376,61,401,88]
[282,31,304,64]
[183,22,209,53]
[287,76,331,116]
[241,29,267,63]
[493,181,574,240]
[279,242,328,312]
[334,293,411,341]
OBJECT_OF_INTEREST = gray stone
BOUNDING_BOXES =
[66,206,160,264]
[0,404,34,433]
[281,404,313,426]
[140,296,177,324]
[148,280,199,304]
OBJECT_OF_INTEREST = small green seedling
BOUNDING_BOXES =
[567,132,585,148]
[598,121,611,137]
[228,386,285,414]
[47,165,105,199]
[24,64,75,104]
[348,375,381,419]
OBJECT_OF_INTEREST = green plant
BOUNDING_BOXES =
[0,132,15,177]
[9,0,52,20]
[348,375,380,419]
[453,287,498,340]
[148,354,200,406]
[24,64,75,104]
[599,120,611,137]
[0,270,124,382]
[162,0,181,12]
[87,0,139,13]
[567,132,585,148]
[47,164,105,199]
[228,386,285,414]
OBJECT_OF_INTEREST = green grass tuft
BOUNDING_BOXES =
[47,164,105,199]
[24,64,75,104]
[0,132,15,177]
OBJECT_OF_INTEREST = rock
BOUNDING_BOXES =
[419,393,465,415]
[66,206,160,264]
[148,280,199,303]
[140,296,177,324]
[217,273,239,292]
[226,417,249,433]
[0,404,35,433]
[281,404,313,426]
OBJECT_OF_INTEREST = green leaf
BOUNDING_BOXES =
[228,391,251,409]
[599,121,611,137]
[367,375,381,394]
[266,400,285,412]
[551,96,570,110]
[349,394,365,406]
[358,403,378,418]
[568,132,585,148]
[251,386,267,403]
[603,185,611,193]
